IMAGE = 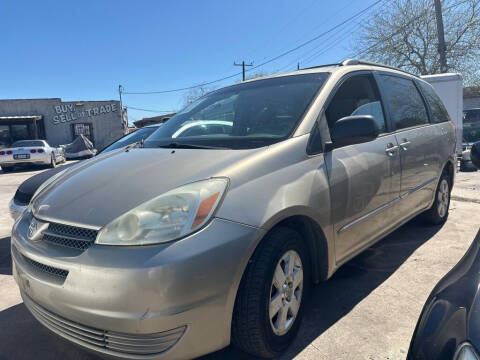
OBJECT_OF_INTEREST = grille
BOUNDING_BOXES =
[23,295,186,356]
[18,250,68,279]
[41,222,98,251]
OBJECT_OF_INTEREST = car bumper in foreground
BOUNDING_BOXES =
[11,213,261,360]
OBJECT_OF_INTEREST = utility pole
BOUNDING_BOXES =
[297,62,300,70]
[118,84,124,110]
[118,84,127,131]
[434,0,448,73]
[234,61,253,81]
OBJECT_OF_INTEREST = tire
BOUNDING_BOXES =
[423,172,451,225]
[232,227,309,358]
[50,154,56,168]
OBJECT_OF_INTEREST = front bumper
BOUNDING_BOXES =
[11,213,261,360]
[9,198,27,220]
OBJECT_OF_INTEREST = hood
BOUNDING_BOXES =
[32,147,262,228]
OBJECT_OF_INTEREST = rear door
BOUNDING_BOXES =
[324,72,402,262]
[378,74,440,218]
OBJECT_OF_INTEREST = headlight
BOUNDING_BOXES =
[96,178,229,246]
[455,343,480,360]
[32,167,70,201]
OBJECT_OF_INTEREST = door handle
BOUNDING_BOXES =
[385,143,399,156]
[400,138,411,150]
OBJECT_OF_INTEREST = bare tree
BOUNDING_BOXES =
[353,0,480,85]
[181,85,216,108]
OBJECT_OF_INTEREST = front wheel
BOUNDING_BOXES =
[423,173,450,225]
[232,227,309,358]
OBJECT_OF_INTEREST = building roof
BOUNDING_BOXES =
[133,113,176,128]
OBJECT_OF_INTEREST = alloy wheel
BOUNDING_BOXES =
[269,249,303,336]
[437,179,449,218]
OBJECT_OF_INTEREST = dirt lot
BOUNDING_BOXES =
[0,166,479,360]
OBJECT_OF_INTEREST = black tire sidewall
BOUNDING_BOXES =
[259,229,310,356]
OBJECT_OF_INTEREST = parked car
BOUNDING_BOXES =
[408,142,480,360]
[463,109,480,149]
[8,124,161,220]
[11,60,456,360]
[0,140,65,172]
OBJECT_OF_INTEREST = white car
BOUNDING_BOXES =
[0,140,65,172]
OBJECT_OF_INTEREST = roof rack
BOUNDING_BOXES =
[341,59,419,77]
[301,62,342,70]
[300,59,418,78]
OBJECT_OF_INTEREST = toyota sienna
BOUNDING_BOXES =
[11,59,456,359]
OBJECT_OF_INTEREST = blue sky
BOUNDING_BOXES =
[0,0,380,124]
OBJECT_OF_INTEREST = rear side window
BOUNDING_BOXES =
[380,75,428,130]
[325,74,386,133]
[417,81,450,123]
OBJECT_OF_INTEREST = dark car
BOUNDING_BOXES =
[9,124,161,219]
[408,143,480,360]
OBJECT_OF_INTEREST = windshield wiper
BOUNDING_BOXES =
[157,142,228,150]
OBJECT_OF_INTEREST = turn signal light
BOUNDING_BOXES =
[191,192,220,229]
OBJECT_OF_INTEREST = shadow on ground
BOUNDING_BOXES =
[0,218,441,360]
[0,165,50,175]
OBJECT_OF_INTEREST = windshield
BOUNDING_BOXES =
[144,73,329,150]
[12,140,45,147]
[100,126,160,153]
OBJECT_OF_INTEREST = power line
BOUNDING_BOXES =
[126,106,176,113]
[122,0,384,95]
[275,0,389,73]
[238,0,384,74]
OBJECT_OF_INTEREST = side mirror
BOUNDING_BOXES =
[330,115,380,149]
[471,141,480,169]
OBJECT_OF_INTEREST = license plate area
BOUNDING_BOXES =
[14,154,30,159]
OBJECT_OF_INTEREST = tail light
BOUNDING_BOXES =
[6,150,12,155]
[0,151,5,155]
[30,149,37,153]
[37,149,44,153]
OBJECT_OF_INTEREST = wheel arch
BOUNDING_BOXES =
[443,158,455,188]
[272,215,330,283]
[251,209,332,284]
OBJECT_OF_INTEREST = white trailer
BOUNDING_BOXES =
[421,73,463,156]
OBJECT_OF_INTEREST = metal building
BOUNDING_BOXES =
[0,98,127,150]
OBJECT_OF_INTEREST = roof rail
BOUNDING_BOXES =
[341,59,419,78]
[301,62,342,70]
